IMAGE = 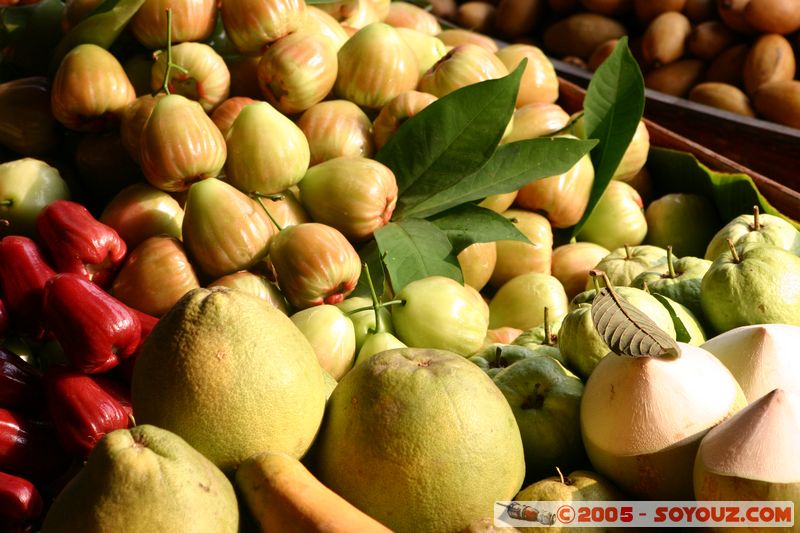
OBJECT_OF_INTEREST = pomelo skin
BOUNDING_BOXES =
[132,287,326,473]
[41,425,239,533]
[311,347,526,533]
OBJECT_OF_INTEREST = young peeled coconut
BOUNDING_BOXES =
[580,277,746,499]
[694,389,800,510]
[701,323,800,403]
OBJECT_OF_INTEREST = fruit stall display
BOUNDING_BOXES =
[0,0,799,531]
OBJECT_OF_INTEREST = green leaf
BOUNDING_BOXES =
[373,219,463,293]
[49,0,146,74]
[398,137,597,220]
[428,204,529,254]
[375,62,525,218]
[652,293,691,343]
[353,240,386,299]
[569,37,645,238]
[591,285,680,358]
[646,147,800,229]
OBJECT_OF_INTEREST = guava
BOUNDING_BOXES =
[700,242,800,334]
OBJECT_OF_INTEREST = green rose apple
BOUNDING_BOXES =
[290,304,356,381]
[577,180,647,251]
[644,193,722,258]
[493,355,587,482]
[0,158,69,238]
[392,276,489,355]
[489,273,568,331]
[700,241,800,334]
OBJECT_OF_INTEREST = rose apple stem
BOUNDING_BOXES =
[251,193,284,232]
[726,238,741,263]
[750,205,761,231]
[153,9,189,97]
[666,245,677,278]
[343,301,403,317]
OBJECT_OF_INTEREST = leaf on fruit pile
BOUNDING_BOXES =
[373,219,462,293]
[567,37,645,239]
[49,0,146,74]
[592,286,680,358]
[647,147,800,229]
[428,204,529,254]
[375,62,525,219]
[651,294,691,344]
[399,137,597,219]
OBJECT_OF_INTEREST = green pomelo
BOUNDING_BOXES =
[311,347,525,533]
[132,287,326,473]
[41,425,238,533]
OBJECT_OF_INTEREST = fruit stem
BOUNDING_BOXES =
[624,244,631,260]
[726,238,741,263]
[750,205,760,231]
[251,193,284,232]
[589,269,613,292]
[343,300,403,317]
[153,9,189,97]
[666,245,676,278]
[588,269,602,292]
[543,307,553,346]
[363,262,385,334]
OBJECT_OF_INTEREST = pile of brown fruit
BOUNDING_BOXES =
[434,0,800,127]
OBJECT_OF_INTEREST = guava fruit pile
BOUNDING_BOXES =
[0,0,798,531]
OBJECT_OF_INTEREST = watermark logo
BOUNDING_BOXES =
[494,501,794,528]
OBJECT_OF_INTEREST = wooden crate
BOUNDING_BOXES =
[556,76,800,221]
[554,60,800,196]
